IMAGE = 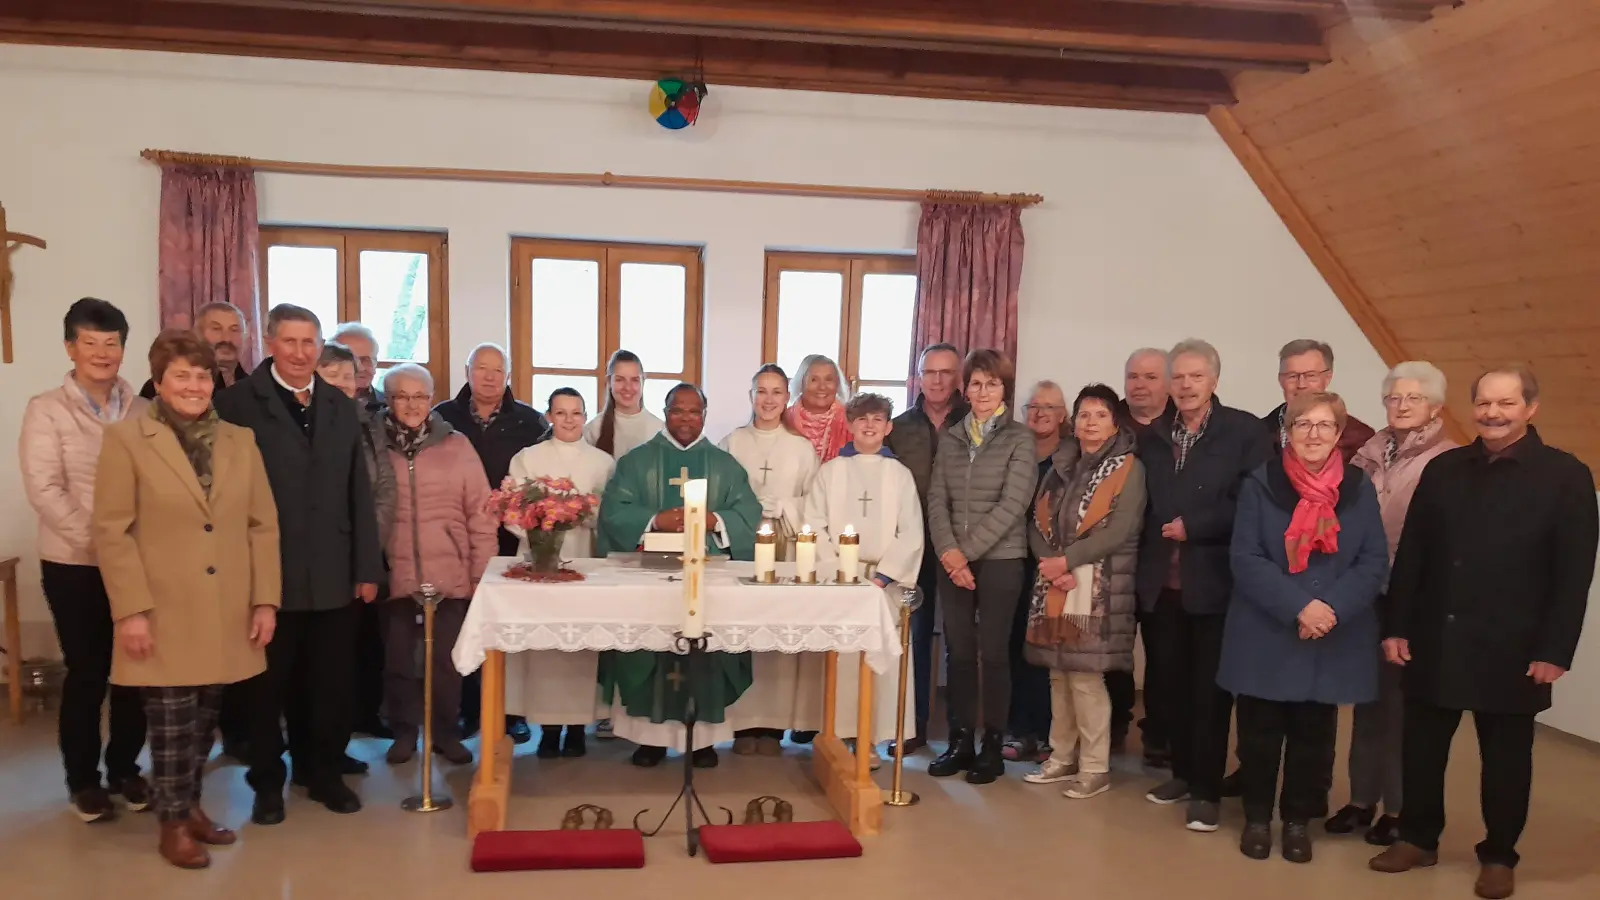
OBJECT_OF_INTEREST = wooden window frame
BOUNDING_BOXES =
[258,226,451,400]
[761,251,917,395]
[509,238,704,406]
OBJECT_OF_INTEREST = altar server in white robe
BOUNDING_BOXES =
[504,387,616,759]
[795,393,923,751]
[720,364,820,755]
[583,350,664,460]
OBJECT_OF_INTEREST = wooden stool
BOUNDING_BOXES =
[2,557,20,724]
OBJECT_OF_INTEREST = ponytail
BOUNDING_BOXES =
[596,349,643,456]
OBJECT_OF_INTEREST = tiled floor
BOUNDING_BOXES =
[0,712,1596,899]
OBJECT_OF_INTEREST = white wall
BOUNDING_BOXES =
[19,45,1576,729]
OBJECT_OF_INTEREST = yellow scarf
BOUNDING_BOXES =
[967,404,1008,449]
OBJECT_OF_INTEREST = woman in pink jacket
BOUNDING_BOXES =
[379,364,497,766]
[19,298,150,823]
[1326,361,1458,846]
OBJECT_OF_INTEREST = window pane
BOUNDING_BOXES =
[857,272,917,382]
[643,378,689,419]
[619,263,687,373]
[530,258,600,370]
[533,374,599,419]
[775,270,843,379]
[266,245,338,333]
[859,384,909,419]
[358,250,430,363]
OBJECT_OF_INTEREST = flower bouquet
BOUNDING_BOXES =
[486,475,601,582]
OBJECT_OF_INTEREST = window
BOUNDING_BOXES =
[259,227,450,399]
[762,252,918,415]
[510,239,703,416]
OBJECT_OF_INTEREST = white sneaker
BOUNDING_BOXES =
[1023,759,1079,784]
[594,718,615,740]
[1063,772,1111,799]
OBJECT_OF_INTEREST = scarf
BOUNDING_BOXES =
[386,413,432,458]
[151,400,219,498]
[1282,447,1345,574]
[1027,436,1134,648]
[965,405,1009,460]
[1171,402,1211,473]
[786,401,851,463]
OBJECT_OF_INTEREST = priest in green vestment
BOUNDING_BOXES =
[598,383,763,767]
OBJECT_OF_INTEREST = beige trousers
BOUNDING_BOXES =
[1048,670,1112,775]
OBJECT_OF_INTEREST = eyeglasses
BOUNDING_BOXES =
[1383,393,1429,408]
[1024,403,1064,414]
[1290,420,1340,438]
[1279,369,1331,386]
[389,392,433,405]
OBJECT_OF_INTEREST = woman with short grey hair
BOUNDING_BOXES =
[1326,360,1457,846]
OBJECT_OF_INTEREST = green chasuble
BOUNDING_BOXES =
[597,433,764,726]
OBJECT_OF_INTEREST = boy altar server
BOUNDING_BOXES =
[795,394,922,749]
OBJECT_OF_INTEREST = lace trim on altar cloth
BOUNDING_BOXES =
[463,622,896,673]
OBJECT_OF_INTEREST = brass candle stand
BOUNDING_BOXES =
[402,584,453,813]
[884,583,922,808]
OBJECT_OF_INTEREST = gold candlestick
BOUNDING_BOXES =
[884,585,922,808]
[403,584,453,813]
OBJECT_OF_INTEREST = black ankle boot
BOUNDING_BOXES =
[537,726,562,760]
[927,729,975,777]
[966,729,1005,784]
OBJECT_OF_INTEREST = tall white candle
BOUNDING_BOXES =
[682,478,708,638]
[754,522,777,583]
[838,524,861,584]
[795,525,818,584]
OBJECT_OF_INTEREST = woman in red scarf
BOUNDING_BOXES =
[1218,391,1388,865]
[784,354,852,463]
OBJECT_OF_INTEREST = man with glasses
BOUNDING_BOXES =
[1263,340,1374,460]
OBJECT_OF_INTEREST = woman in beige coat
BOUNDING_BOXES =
[93,330,281,870]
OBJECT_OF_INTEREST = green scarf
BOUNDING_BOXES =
[151,401,219,497]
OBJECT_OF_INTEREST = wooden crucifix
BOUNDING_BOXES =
[1,203,47,365]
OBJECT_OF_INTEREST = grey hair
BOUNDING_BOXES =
[1026,379,1066,404]
[265,304,322,340]
[791,354,850,402]
[1168,338,1221,379]
[1125,347,1168,371]
[330,321,380,354]
[466,342,507,371]
[1279,339,1334,370]
[1382,361,1447,406]
[317,342,356,368]
[195,302,246,328]
[382,362,434,395]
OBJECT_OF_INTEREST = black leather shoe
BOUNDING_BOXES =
[507,717,534,745]
[1282,821,1313,863]
[886,735,927,756]
[251,793,286,826]
[789,731,818,745]
[1326,804,1375,834]
[965,729,1005,785]
[1365,814,1401,846]
[537,727,562,760]
[461,718,481,740]
[1240,821,1273,860]
[1220,769,1243,798]
[631,745,668,768]
[927,729,975,778]
[561,728,587,758]
[308,780,362,815]
[340,754,369,776]
[692,747,719,769]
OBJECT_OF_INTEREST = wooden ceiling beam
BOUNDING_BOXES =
[1105,0,1446,18]
[0,1,1233,112]
[178,0,1332,67]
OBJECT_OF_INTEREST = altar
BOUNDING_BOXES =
[453,557,902,839]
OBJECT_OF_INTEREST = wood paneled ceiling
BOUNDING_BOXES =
[0,0,1454,112]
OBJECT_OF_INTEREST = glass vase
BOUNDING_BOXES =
[523,534,564,575]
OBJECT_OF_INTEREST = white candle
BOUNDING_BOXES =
[754,522,777,583]
[795,525,818,584]
[682,478,708,638]
[838,524,861,584]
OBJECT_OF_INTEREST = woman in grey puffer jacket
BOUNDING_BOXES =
[925,349,1038,785]
[1021,384,1145,800]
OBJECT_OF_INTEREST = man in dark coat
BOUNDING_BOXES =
[1261,339,1375,460]
[432,342,548,745]
[885,342,968,753]
[216,304,383,825]
[1370,366,1596,900]
[1135,339,1273,834]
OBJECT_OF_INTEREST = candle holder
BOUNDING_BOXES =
[837,529,861,584]
[754,524,778,584]
[795,528,818,585]
[632,632,735,857]
[402,583,452,814]
[884,583,924,808]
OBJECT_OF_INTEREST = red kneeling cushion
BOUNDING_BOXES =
[698,821,862,864]
[470,829,647,872]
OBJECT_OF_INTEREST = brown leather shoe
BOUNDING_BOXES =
[1369,841,1439,873]
[159,820,211,869]
[1475,864,1515,899]
[186,807,237,846]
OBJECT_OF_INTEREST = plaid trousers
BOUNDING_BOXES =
[142,685,225,822]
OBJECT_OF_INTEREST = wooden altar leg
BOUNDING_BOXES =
[811,652,882,837]
[821,651,838,741]
[468,650,511,838]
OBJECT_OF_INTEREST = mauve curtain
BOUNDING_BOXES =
[157,164,261,367]
[908,203,1025,394]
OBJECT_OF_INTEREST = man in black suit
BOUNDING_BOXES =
[216,304,382,825]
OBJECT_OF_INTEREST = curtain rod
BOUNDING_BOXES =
[139,149,1042,208]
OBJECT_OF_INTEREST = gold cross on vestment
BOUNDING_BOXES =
[0,202,48,365]
[665,666,686,691]
[669,467,691,501]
